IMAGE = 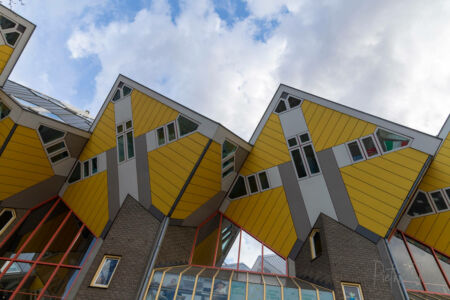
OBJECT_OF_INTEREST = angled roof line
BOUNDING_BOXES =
[437,114,450,139]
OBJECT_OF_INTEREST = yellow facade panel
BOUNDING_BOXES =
[240,114,290,175]
[79,102,116,161]
[131,89,179,137]
[148,132,209,216]
[0,117,14,146]
[341,148,428,237]
[0,45,13,73]
[62,171,109,237]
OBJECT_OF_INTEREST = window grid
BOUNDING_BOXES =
[116,120,135,163]
[273,94,302,115]
[38,125,69,165]
[408,188,450,218]
[288,132,321,179]
[391,230,450,294]
[0,197,96,299]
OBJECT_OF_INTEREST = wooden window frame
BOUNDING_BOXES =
[90,255,121,288]
[341,282,364,300]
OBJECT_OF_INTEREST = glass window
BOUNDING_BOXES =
[42,267,79,298]
[17,24,26,33]
[68,162,81,183]
[241,231,262,272]
[279,278,299,300]
[112,89,121,101]
[263,246,286,275]
[92,157,98,174]
[176,267,202,300]
[222,166,234,178]
[0,208,15,236]
[192,214,221,266]
[342,283,363,300]
[216,219,240,269]
[295,279,317,300]
[280,92,288,99]
[248,282,264,300]
[361,136,379,158]
[222,157,234,169]
[123,85,132,97]
[146,271,163,299]
[126,120,133,129]
[83,161,90,177]
[230,278,246,300]
[5,32,20,46]
[265,283,281,300]
[222,140,237,159]
[91,256,120,288]
[229,176,248,199]
[299,133,310,143]
[445,188,450,204]
[194,269,216,299]
[303,145,320,174]
[38,125,65,144]
[429,191,448,211]
[288,96,301,108]
[435,252,450,280]
[389,233,423,290]
[167,122,176,141]
[158,267,185,300]
[310,230,322,259]
[405,237,449,294]
[118,135,125,162]
[178,115,199,136]
[247,175,259,194]
[291,149,307,178]
[258,172,270,190]
[287,137,298,148]
[275,100,287,113]
[117,124,123,134]
[376,128,410,152]
[46,141,65,154]
[127,131,134,159]
[408,191,434,217]
[157,127,165,146]
[347,141,363,162]
[0,102,11,119]
[50,151,69,163]
[0,16,15,29]
[212,270,231,300]
[61,227,95,266]
[18,264,55,295]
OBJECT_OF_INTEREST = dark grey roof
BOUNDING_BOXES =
[2,80,93,130]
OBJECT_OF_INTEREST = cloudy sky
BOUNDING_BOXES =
[8,0,450,140]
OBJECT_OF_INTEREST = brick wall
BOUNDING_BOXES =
[155,225,196,267]
[75,196,161,300]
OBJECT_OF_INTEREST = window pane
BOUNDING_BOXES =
[266,284,282,300]
[312,231,322,258]
[248,283,263,300]
[216,220,240,269]
[117,124,123,133]
[275,100,287,113]
[258,172,270,190]
[94,257,120,287]
[222,140,237,159]
[126,120,133,129]
[5,32,20,46]
[38,125,64,144]
[0,102,11,119]
[118,135,125,162]
[123,86,132,97]
[194,269,216,299]
[127,131,135,159]
[43,267,79,298]
[157,128,165,146]
[247,175,259,194]
[299,133,310,143]
[408,191,434,217]
[436,252,450,280]
[376,129,410,152]
[68,162,81,183]
[176,267,202,300]
[287,138,298,147]
[0,201,55,258]
[361,136,379,157]
[83,161,89,177]
[0,210,14,231]
[229,176,248,199]
[46,141,65,154]
[288,96,301,108]
[92,157,98,174]
[445,189,450,203]
[342,285,363,300]
[303,145,320,174]
[295,279,317,300]
[158,267,184,300]
[405,237,449,294]
[50,151,69,163]
[389,233,423,290]
[282,279,300,300]
[191,214,221,266]
[62,227,95,266]
[222,166,234,178]
[0,16,15,29]
[112,89,121,101]
[167,123,176,141]
[230,280,246,300]
[0,261,33,293]
[429,191,448,211]
[347,141,363,162]
[146,271,163,299]
[319,291,334,300]
[263,246,286,275]
[212,270,231,300]
[18,264,56,295]
[291,149,307,178]
[241,231,262,272]
[178,116,199,136]
[222,157,234,169]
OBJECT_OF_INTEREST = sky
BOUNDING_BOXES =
[8,0,450,140]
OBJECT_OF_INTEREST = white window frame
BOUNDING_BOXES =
[116,120,135,163]
[374,127,412,155]
[90,255,121,288]
[345,138,365,163]
[37,124,70,165]
[301,143,321,177]
[111,82,132,103]
[443,187,450,207]
[0,208,16,236]
[176,114,199,138]
[359,134,381,160]
[428,189,450,213]
[246,174,260,195]
[289,131,321,180]
[286,135,299,149]
[91,156,98,175]
[82,160,90,178]
[341,282,364,300]
[407,190,436,218]
[257,171,271,191]
[228,175,249,201]
[166,121,178,143]
[273,94,303,114]
[156,126,166,146]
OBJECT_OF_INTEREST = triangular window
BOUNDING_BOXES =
[177,115,198,136]
[408,191,434,217]
[275,100,287,113]
[229,176,247,199]
[376,128,410,152]
[38,125,65,144]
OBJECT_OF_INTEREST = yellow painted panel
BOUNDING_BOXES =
[0,45,13,73]
[131,89,179,137]
[341,147,428,237]
[301,100,377,152]
[240,114,291,175]
[148,133,209,215]
[434,220,450,256]
[62,171,109,237]
[419,132,450,192]
[406,217,424,237]
[225,187,296,257]
[172,142,222,219]
[0,125,54,201]
[79,102,116,161]
[0,117,14,146]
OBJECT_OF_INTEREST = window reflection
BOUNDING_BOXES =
[230,272,246,300]
[295,279,317,300]
[176,267,202,300]
[265,275,281,300]
[194,268,215,299]
[216,219,240,269]
[212,270,231,300]
[158,268,182,300]
[263,246,286,275]
[146,271,163,300]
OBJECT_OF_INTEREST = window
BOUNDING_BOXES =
[111,82,132,102]
[429,190,448,212]
[38,125,70,164]
[0,101,11,119]
[247,175,259,194]
[222,140,237,178]
[116,120,134,162]
[0,16,24,47]
[91,255,121,288]
[0,208,15,236]
[258,172,270,190]
[92,157,98,174]
[375,128,410,153]
[347,140,364,162]
[38,125,65,144]
[167,122,176,141]
[445,188,450,204]
[156,120,182,147]
[83,161,89,177]
[341,283,364,300]
[309,229,322,259]
[275,100,287,113]
[274,94,302,114]
[288,132,321,179]
[157,127,165,146]
[228,176,248,199]
[361,135,379,158]
[407,191,434,217]
[177,115,199,137]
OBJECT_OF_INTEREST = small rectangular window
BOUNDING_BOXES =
[222,156,234,169]
[303,145,320,174]
[361,135,379,158]
[125,120,132,129]
[46,141,65,154]
[91,158,98,174]
[342,283,364,300]
[430,190,448,211]
[83,161,90,177]
[347,141,364,162]
[247,175,259,194]
[445,188,450,203]
[90,255,121,288]
[258,172,270,190]
[291,149,307,178]
[116,124,123,134]
[157,127,165,146]
[287,137,298,148]
[127,132,134,159]
[50,151,69,163]
[167,122,176,141]
[117,135,125,162]
[299,133,310,143]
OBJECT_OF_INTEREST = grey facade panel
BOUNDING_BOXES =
[182,191,227,227]
[65,132,88,159]
[278,162,312,240]
[316,148,358,230]
[356,225,381,244]
[135,134,151,210]
[106,147,120,221]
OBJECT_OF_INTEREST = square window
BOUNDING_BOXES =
[157,127,165,146]
[116,124,123,134]
[287,137,298,148]
[91,256,121,288]
[361,135,379,158]
[299,133,310,143]
[125,120,132,129]
[342,283,363,300]
[347,141,364,162]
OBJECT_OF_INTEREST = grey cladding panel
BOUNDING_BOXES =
[316,148,358,230]
[64,132,88,158]
[135,135,151,210]
[106,147,120,221]
[182,191,227,227]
